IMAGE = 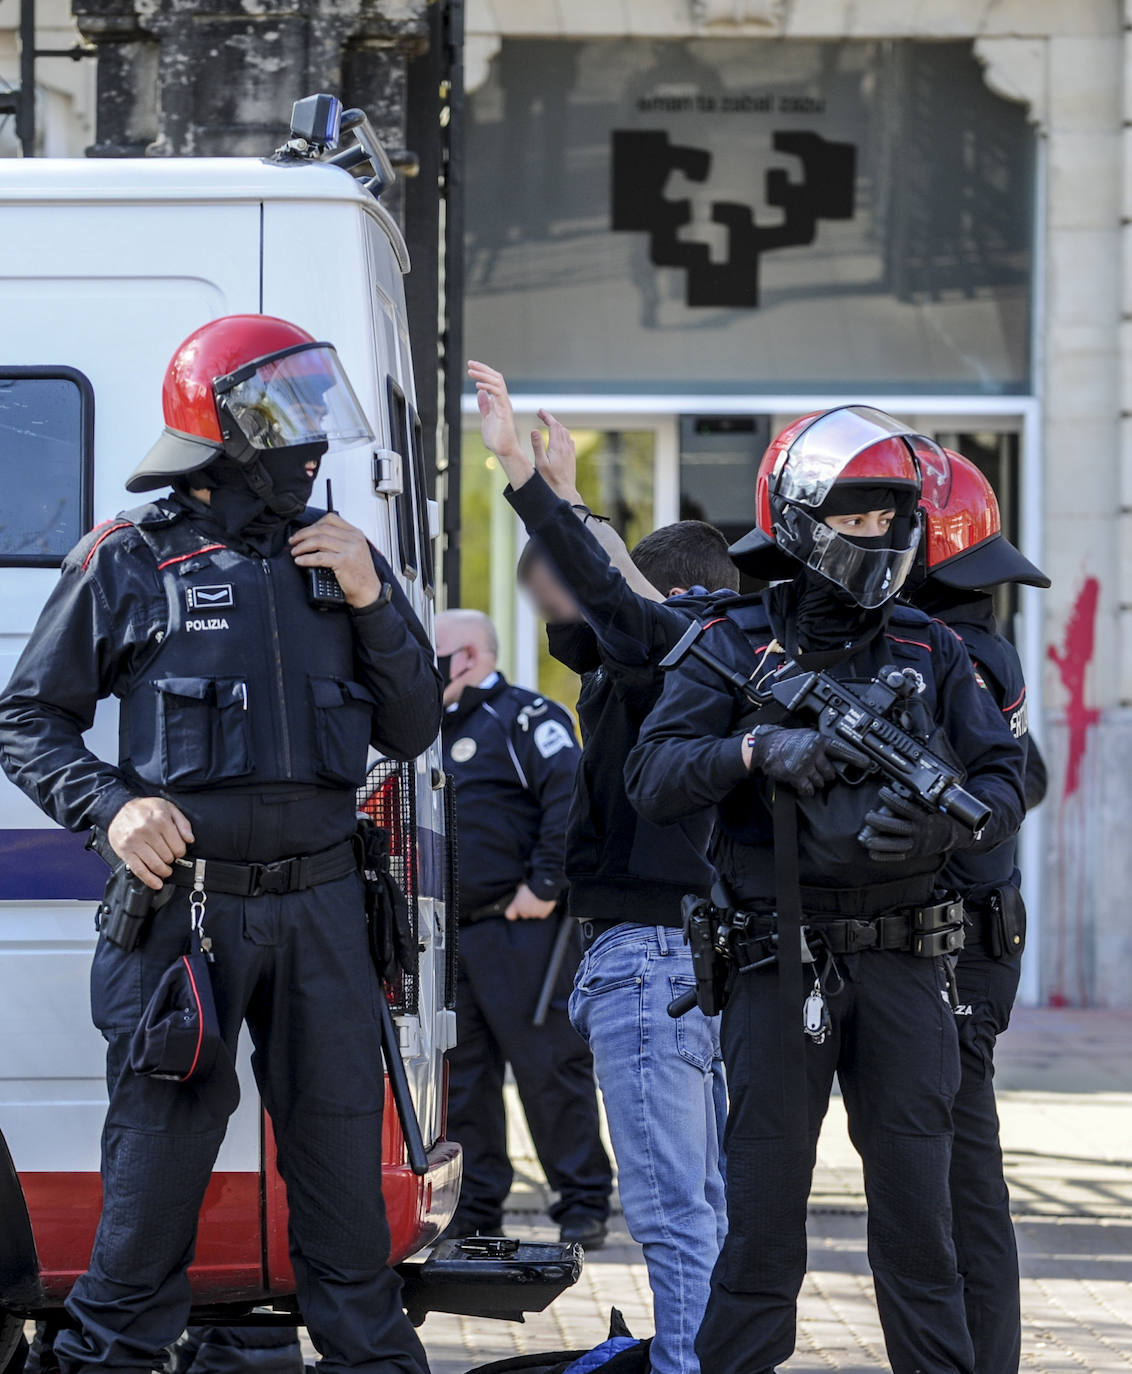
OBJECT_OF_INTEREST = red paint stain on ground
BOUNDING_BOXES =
[1047,576,1101,799]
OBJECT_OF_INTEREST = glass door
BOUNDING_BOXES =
[459,412,677,707]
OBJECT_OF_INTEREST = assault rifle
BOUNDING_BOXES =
[661,620,990,834]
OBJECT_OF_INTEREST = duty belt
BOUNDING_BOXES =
[735,897,966,961]
[169,837,358,899]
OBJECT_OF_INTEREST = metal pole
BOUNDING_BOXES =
[441,0,466,607]
[17,0,35,156]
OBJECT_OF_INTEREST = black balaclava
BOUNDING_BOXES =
[783,483,903,666]
[176,442,326,557]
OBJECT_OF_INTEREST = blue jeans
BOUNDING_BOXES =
[569,925,728,1374]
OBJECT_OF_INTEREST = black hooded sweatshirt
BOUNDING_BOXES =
[507,473,725,927]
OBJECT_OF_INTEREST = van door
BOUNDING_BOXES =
[0,197,267,1299]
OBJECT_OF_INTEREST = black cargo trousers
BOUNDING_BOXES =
[950,930,1023,1374]
[54,789,430,1374]
[696,946,975,1374]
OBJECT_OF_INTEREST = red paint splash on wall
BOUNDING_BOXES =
[1047,576,1101,799]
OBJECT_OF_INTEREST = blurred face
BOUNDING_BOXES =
[520,557,582,625]
[824,508,896,539]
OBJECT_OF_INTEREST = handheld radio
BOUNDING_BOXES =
[306,478,349,609]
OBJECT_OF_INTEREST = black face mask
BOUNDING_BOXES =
[196,442,325,537]
[436,653,454,686]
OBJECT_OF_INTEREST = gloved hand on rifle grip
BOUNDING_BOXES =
[743,725,869,799]
[858,784,971,862]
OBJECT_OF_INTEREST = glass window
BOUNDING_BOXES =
[459,424,657,709]
[0,369,93,566]
[386,378,419,581]
[410,411,436,598]
[465,39,1033,396]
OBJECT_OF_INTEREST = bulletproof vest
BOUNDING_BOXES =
[116,501,373,793]
[722,596,949,894]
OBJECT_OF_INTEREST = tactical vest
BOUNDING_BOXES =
[117,502,375,793]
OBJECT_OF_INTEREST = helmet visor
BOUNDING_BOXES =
[779,503,922,608]
[775,406,930,508]
[216,344,374,451]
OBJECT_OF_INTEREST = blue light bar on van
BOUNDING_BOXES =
[289,93,342,152]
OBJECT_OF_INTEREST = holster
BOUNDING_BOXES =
[355,818,417,986]
[681,894,731,1017]
[983,883,1027,960]
[87,827,174,951]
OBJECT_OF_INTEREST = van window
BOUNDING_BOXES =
[0,368,93,566]
[410,411,435,599]
[386,377,418,581]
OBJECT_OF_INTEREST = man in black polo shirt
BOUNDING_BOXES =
[438,608,612,1248]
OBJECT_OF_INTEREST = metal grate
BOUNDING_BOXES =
[357,759,419,1015]
[442,773,460,1010]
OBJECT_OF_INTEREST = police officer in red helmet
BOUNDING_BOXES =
[908,448,1050,1374]
[626,406,1028,1374]
[0,315,441,1374]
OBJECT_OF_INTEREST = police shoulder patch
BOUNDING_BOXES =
[533,719,575,759]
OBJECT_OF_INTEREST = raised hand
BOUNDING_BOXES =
[468,360,532,487]
[532,409,582,504]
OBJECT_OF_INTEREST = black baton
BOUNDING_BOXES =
[533,915,575,1028]
[378,992,430,1177]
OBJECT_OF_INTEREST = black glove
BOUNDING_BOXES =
[858,785,971,863]
[746,726,867,799]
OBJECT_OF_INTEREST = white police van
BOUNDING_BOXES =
[0,97,578,1363]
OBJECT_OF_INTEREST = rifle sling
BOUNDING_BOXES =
[773,785,809,1143]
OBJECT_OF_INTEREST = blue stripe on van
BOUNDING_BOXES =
[0,829,106,900]
[0,826,449,903]
[416,825,446,902]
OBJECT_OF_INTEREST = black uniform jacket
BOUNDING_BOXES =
[0,498,442,837]
[625,590,1027,913]
[507,472,722,925]
[442,674,579,915]
[935,593,1045,902]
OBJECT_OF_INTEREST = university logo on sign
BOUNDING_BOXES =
[610,128,856,309]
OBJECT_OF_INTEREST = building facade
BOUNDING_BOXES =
[459,0,1129,1007]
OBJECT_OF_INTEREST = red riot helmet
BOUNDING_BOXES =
[917,448,1049,590]
[730,405,944,608]
[127,314,374,508]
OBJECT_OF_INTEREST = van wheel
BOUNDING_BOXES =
[0,1317,26,1374]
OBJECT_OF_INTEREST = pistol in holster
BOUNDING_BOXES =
[87,827,173,952]
[668,894,732,1019]
[355,817,417,986]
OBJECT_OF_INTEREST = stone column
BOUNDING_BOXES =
[72,0,429,162]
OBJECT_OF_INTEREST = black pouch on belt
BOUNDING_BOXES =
[355,817,417,985]
[987,883,1027,960]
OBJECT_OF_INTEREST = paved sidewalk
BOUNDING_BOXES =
[419,1008,1132,1373]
